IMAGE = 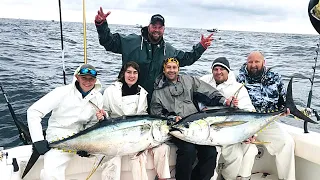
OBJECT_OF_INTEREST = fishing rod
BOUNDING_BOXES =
[304,39,320,133]
[0,83,32,145]
[58,0,67,85]
[83,0,87,64]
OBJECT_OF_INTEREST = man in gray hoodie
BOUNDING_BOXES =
[150,57,237,180]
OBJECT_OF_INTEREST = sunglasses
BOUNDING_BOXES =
[78,68,97,77]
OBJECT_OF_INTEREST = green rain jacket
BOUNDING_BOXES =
[96,22,206,99]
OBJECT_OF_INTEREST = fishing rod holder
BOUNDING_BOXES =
[0,147,19,172]
[0,147,6,161]
[304,40,320,133]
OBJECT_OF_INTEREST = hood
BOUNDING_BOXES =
[141,26,165,45]
[153,74,180,90]
[72,64,102,91]
[154,74,169,90]
[140,26,166,55]
[141,26,149,40]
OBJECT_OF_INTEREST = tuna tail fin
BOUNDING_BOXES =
[21,150,40,179]
[286,77,317,124]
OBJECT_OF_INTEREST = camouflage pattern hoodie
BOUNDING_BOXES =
[236,63,286,112]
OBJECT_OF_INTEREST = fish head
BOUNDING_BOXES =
[152,120,171,143]
[169,119,211,144]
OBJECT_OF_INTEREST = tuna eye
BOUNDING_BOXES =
[184,123,189,128]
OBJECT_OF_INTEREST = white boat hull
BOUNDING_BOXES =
[1,123,320,180]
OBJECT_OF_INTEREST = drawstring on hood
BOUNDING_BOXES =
[140,36,143,50]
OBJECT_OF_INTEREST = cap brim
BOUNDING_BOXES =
[78,74,97,78]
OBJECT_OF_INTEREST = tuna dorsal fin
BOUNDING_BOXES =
[210,121,247,128]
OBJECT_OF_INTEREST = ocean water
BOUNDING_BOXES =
[0,18,319,148]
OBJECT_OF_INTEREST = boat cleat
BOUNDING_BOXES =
[0,147,8,161]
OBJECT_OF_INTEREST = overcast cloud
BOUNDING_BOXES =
[0,0,317,34]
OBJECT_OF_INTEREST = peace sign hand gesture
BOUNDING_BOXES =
[95,7,111,24]
[200,33,214,49]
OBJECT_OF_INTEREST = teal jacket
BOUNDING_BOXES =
[96,22,206,99]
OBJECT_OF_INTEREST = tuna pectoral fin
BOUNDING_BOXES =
[286,78,318,124]
[210,121,247,128]
[22,150,40,179]
[136,150,146,156]
[169,127,183,134]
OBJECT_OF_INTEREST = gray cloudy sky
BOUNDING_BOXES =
[0,0,317,34]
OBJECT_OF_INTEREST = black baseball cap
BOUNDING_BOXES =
[150,14,165,26]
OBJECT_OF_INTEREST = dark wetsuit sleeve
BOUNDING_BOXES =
[174,43,206,67]
[96,21,122,54]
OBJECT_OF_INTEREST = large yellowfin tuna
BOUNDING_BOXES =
[22,115,170,178]
[49,116,170,156]
[169,78,317,146]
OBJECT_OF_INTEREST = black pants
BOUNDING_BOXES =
[172,137,218,180]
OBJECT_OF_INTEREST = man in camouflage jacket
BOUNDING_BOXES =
[236,51,295,180]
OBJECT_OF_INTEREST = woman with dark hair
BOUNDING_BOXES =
[98,61,170,180]
[103,61,148,117]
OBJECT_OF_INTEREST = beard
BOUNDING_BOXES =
[248,67,264,77]
[215,79,224,85]
[148,32,162,43]
[214,76,225,85]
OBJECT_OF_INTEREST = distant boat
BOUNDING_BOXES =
[51,20,55,22]
[207,28,218,33]
[134,24,143,28]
